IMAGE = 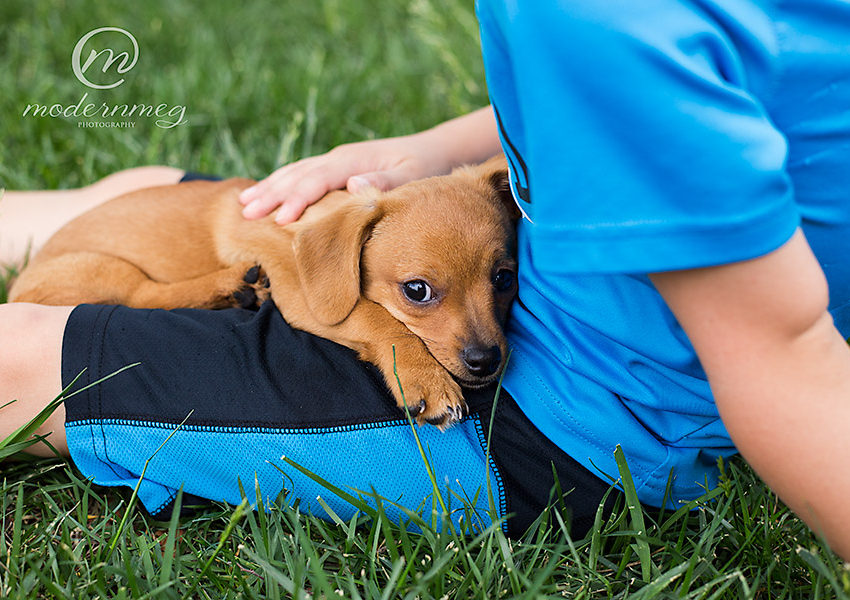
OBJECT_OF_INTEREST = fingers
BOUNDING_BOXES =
[238,156,321,206]
[345,166,416,194]
[239,156,348,224]
[237,138,434,225]
[246,177,331,224]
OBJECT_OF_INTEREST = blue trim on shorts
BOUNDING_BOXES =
[66,417,414,435]
[471,415,508,530]
[65,414,506,531]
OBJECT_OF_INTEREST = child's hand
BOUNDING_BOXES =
[238,136,450,225]
[238,106,501,225]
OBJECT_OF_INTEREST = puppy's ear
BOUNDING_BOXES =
[477,154,522,222]
[292,196,384,325]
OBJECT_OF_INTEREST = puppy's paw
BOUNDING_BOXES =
[392,362,467,430]
[231,265,272,310]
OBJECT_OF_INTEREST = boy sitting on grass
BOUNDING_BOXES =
[3,1,850,557]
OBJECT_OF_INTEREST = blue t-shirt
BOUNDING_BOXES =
[475,0,850,507]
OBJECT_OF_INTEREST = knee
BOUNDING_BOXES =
[0,303,69,390]
[90,165,185,196]
[0,303,43,372]
[0,303,71,455]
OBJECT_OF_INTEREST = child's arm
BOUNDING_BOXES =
[239,106,501,224]
[651,229,850,559]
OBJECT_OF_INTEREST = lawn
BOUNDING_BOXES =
[1,0,848,598]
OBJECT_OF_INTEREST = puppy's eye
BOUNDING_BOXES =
[402,280,433,303]
[494,268,516,292]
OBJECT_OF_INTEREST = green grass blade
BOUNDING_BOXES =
[106,409,195,560]
[276,454,378,521]
[484,349,510,522]
[0,363,140,458]
[613,444,652,583]
[392,344,451,528]
[797,547,850,600]
[157,487,183,588]
[183,498,250,598]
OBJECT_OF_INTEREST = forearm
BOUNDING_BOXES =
[241,106,502,224]
[708,311,850,558]
[651,230,850,559]
[412,106,501,172]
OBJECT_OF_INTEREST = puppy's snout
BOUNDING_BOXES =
[461,345,502,377]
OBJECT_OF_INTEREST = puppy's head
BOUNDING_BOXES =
[293,154,519,387]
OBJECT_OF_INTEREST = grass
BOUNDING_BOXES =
[1,0,849,597]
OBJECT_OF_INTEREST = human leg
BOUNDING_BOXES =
[0,166,184,266]
[58,301,614,536]
[0,302,74,457]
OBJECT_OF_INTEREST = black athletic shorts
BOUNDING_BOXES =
[61,172,615,537]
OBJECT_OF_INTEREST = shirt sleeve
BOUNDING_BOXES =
[486,1,799,274]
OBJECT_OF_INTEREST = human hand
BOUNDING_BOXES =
[238,106,501,225]
[238,135,451,225]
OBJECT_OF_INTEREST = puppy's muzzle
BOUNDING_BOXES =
[461,344,502,379]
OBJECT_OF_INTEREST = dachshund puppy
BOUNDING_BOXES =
[10,156,519,427]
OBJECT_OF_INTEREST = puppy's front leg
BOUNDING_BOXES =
[298,298,466,428]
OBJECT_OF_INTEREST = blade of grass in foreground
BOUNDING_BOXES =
[485,349,510,525]
[0,363,140,460]
[106,409,195,560]
[276,454,379,521]
[182,498,250,599]
[614,444,652,583]
[392,344,451,531]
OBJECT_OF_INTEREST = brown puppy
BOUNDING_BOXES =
[10,156,519,427]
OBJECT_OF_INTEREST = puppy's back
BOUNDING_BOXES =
[32,178,254,282]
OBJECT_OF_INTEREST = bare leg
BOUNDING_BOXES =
[0,303,74,458]
[0,166,183,458]
[0,166,185,266]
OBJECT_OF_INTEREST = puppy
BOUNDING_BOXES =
[10,156,519,427]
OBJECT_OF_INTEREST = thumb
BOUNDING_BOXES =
[346,169,412,194]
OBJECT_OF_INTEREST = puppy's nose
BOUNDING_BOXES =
[462,345,502,377]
